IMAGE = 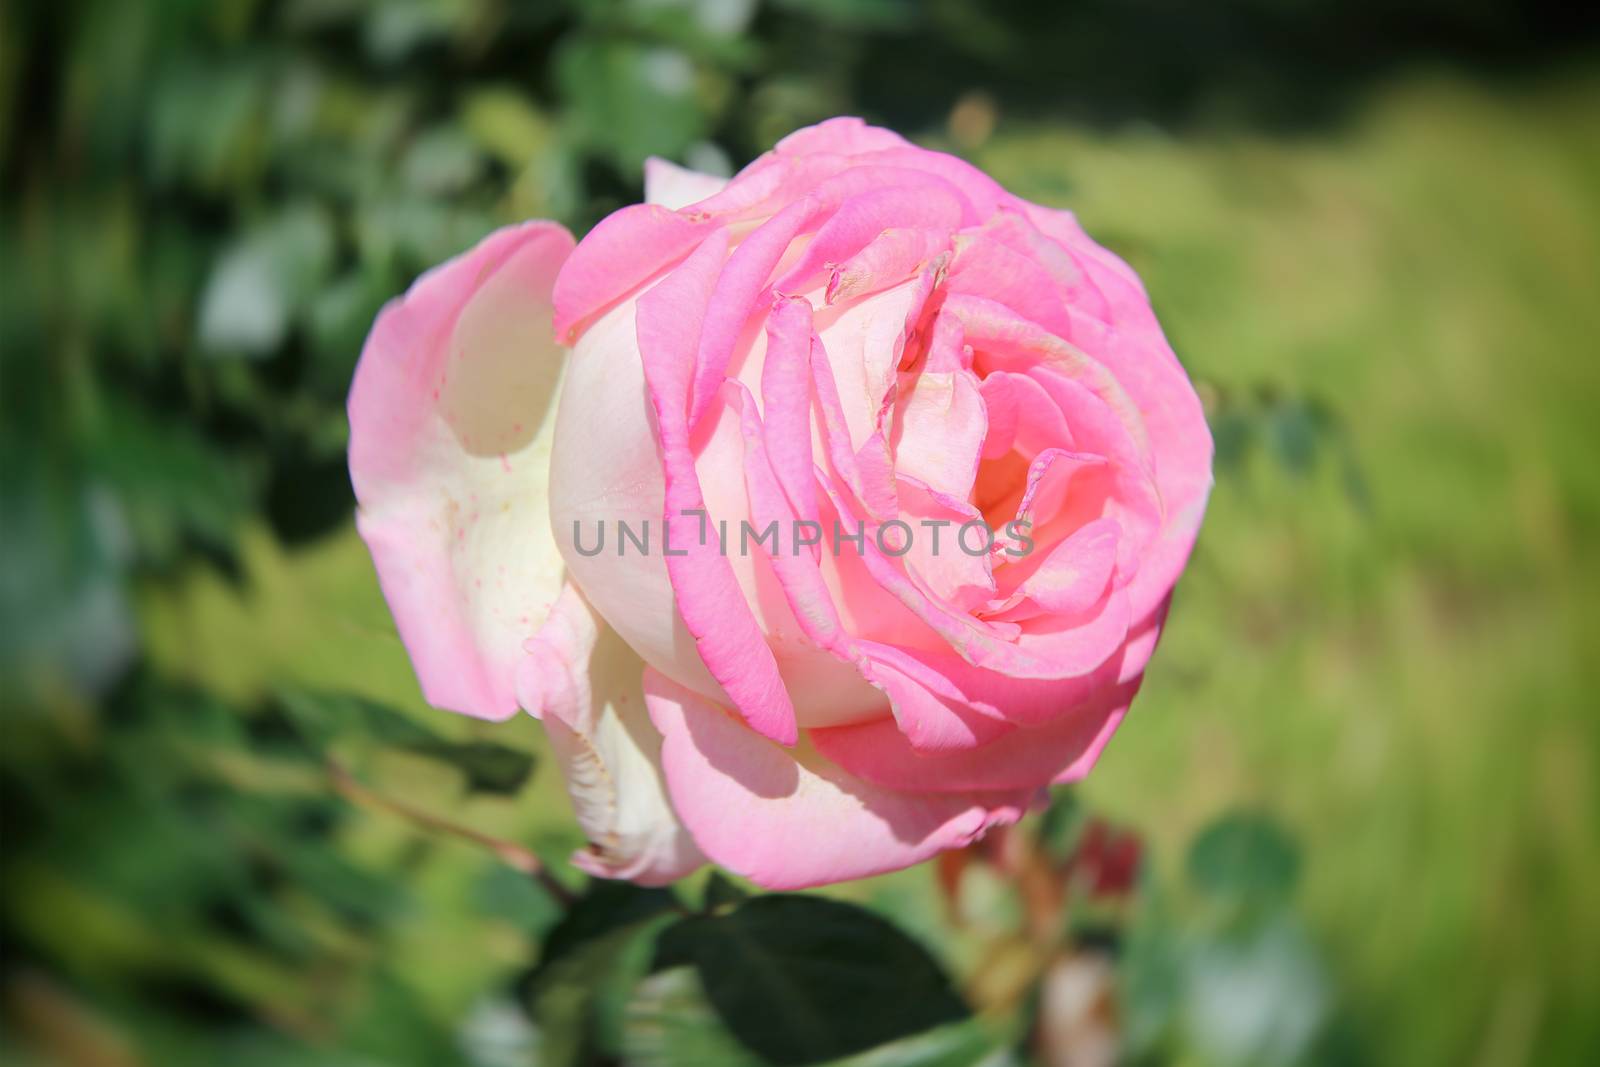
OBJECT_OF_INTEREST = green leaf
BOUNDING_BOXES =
[555,34,712,173]
[538,881,682,972]
[402,125,484,195]
[1036,786,1083,862]
[198,205,336,357]
[656,895,970,1066]
[461,88,554,169]
[1180,914,1330,1067]
[1186,812,1301,908]
[275,689,535,796]
[623,966,765,1067]
[399,739,534,796]
[527,882,683,1066]
[624,966,1011,1067]
[701,871,749,913]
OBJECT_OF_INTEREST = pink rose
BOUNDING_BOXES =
[349,118,1211,890]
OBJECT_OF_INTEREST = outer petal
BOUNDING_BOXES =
[812,677,1143,794]
[520,587,705,885]
[551,204,714,342]
[644,669,1029,890]
[349,221,575,720]
[1019,203,1214,626]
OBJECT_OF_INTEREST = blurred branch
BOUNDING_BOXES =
[324,759,574,908]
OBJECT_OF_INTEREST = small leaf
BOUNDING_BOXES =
[1186,812,1300,908]
[657,895,970,1066]
[198,242,289,354]
[1036,786,1083,862]
[461,88,553,168]
[1266,399,1322,477]
[402,126,484,195]
[400,739,533,796]
[275,689,535,795]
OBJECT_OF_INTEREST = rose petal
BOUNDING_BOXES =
[813,676,1143,794]
[637,230,800,746]
[890,368,986,500]
[644,669,1028,889]
[519,587,705,885]
[827,227,950,304]
[552,204,715,342]
[350,221,574,720]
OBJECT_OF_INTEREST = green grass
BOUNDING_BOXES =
[141,68,1600,1065]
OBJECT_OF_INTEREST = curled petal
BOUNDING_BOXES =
[827,227,950,304]
[637,230,800,746]
[349,221,574,721]
[890,369,987,500]
[520,588,706,885]
[552,204,715,342]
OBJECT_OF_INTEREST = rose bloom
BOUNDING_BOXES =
[349,119,1211,889]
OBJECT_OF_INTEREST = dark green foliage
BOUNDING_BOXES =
[277,687,536,795]
[656,896,971,1066]
[1187,811,1302,912]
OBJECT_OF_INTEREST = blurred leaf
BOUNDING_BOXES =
[624,967,1011,1067]
[1187,813,1301,911]
[402,739,535,796]
[538,880,681,971]
[199,205,336,357]
[0,443,136,701]
[402,125,485,195]
[527,881,682,1066]
[772,0,919,30]
[1036,787,1083,863]
[145,58,267,190]
[1119,882,1185,1061]
[363,0,470,65]
[1266,398,1322,478]
[87,400,254,565]
[625,965,765,1066]
[556,34,711,173]
[276,688,535,795]
[197,242,290,354]
[657,895,970,1066]
[1180,915,1330,1067]
[462,87,555,168]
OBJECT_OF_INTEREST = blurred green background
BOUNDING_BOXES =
[3,1,1598,1065]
